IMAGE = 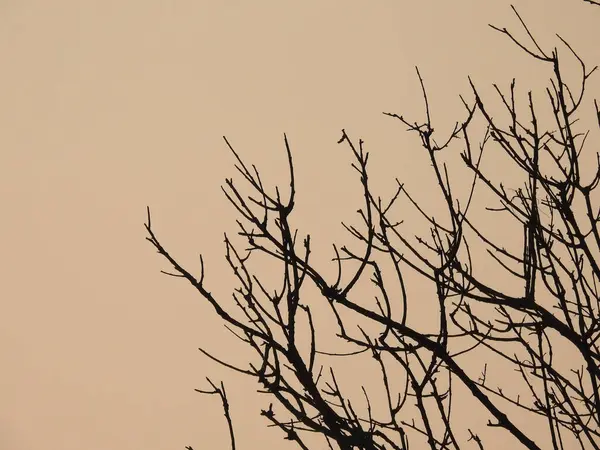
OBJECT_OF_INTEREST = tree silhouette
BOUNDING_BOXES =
[146,4,600,449]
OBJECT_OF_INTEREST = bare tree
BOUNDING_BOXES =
[146,4,600,450]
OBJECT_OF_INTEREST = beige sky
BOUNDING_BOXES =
[1,1,599,449]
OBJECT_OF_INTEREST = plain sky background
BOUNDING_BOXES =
[1,1,599,449]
